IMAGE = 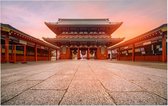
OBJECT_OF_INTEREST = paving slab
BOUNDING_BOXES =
[60,80,115,105]
[108,91,167,105]
[98,74,143,91]
[131,80,167,99]
[3,90,65,105]
[74,71,96,80]
[1,80,40,104]
[56,69,76,75]
[1,60,167,105]
[32,74,73,90]
[1,74,28,86]
[24,71,57,80]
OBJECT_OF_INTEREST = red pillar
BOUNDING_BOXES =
[132,44,135,61]
[105,47,108,59]
[111,49,113,60]
[96,47,101,59]
[48,48,51,61]
[56,50,57,60]
[12,44,16,63]
[162,34,167,62]
[87,48,90,59]
[5,36,9,62]
[78,48,80,59]
[67,47,70,59]
[58,50,60,59]
[35,44,37,62]
[40,49,42,61]
[0,44,1,62]
[118,48,120,60]
[23,45,27,63]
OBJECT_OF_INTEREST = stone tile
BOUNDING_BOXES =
[108,91,167,105]
[56,69,76,75]
[24,71,57,80]
[74,74,96,80]
[131,80,167,99]
[1,80,40,103]
[67,80,101,91]
[3,90,65,105]
[1,60,167,105]
[61,90,115,105]
[32,74,73,90]
[104,68,150,81]
[60,80,115,105]
[146,75,167,84]
[98,74,142,91]
[74,71,96,80]
[1,74,27,86]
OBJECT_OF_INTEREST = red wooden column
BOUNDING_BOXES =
[39,49,42,61]
[87,48,90,59]
[67,47,70,59]
[56,50,57,60]
[23,45,27,63]
[96,47,100,59]
[132,44,135,61]
[118,47,120,60]
[0,44,1,62]
[77,48,80,59]
[12,45,16,63]
[162,34,167,62]
[5,35,9,62]
[105,47,108,59]
[58,50,60,59]
[111,49,113,60]
[48,48,51,61]
[35,44,37,62]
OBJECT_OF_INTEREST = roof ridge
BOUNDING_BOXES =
[58,18,109,21]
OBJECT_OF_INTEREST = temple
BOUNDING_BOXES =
[108,24,167,62]
[43,18,124,59]
[1,19,166,63]
[1,23,59,63]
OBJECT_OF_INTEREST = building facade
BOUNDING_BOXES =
[108,24,167,62]
[43,18,124,60]
[1,23,59,63]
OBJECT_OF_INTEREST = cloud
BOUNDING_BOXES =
[1,0,167,40]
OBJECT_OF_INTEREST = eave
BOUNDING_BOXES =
[108,24,167,50]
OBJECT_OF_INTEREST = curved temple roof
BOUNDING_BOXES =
[54,18,117,25]
[43,18,124,47]
[108,24,167,49]
[45,18,123,35]
[43,37,124,47]
[1,23,59,50]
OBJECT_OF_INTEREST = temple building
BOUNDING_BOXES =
[108,24,167,62]
[43,18,124,59]
[1,23,59,63]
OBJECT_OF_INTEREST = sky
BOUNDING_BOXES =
[1,0,167,41]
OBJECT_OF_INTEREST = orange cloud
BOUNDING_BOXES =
[1,0,166,41]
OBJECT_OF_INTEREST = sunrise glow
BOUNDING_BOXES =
[1,0,166,41]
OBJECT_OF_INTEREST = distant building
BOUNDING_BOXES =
[108,24,167,62]
[43,18,124,59]
[1,20,166,63]
[1,23,59,63]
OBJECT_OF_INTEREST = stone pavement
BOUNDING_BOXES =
[1,60,167,105]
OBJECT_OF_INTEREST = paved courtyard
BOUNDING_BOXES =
[1,60,167,105]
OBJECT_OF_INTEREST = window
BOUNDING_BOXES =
[27,46,35,56]
[16,45,24,55]
[154,41,162,55]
